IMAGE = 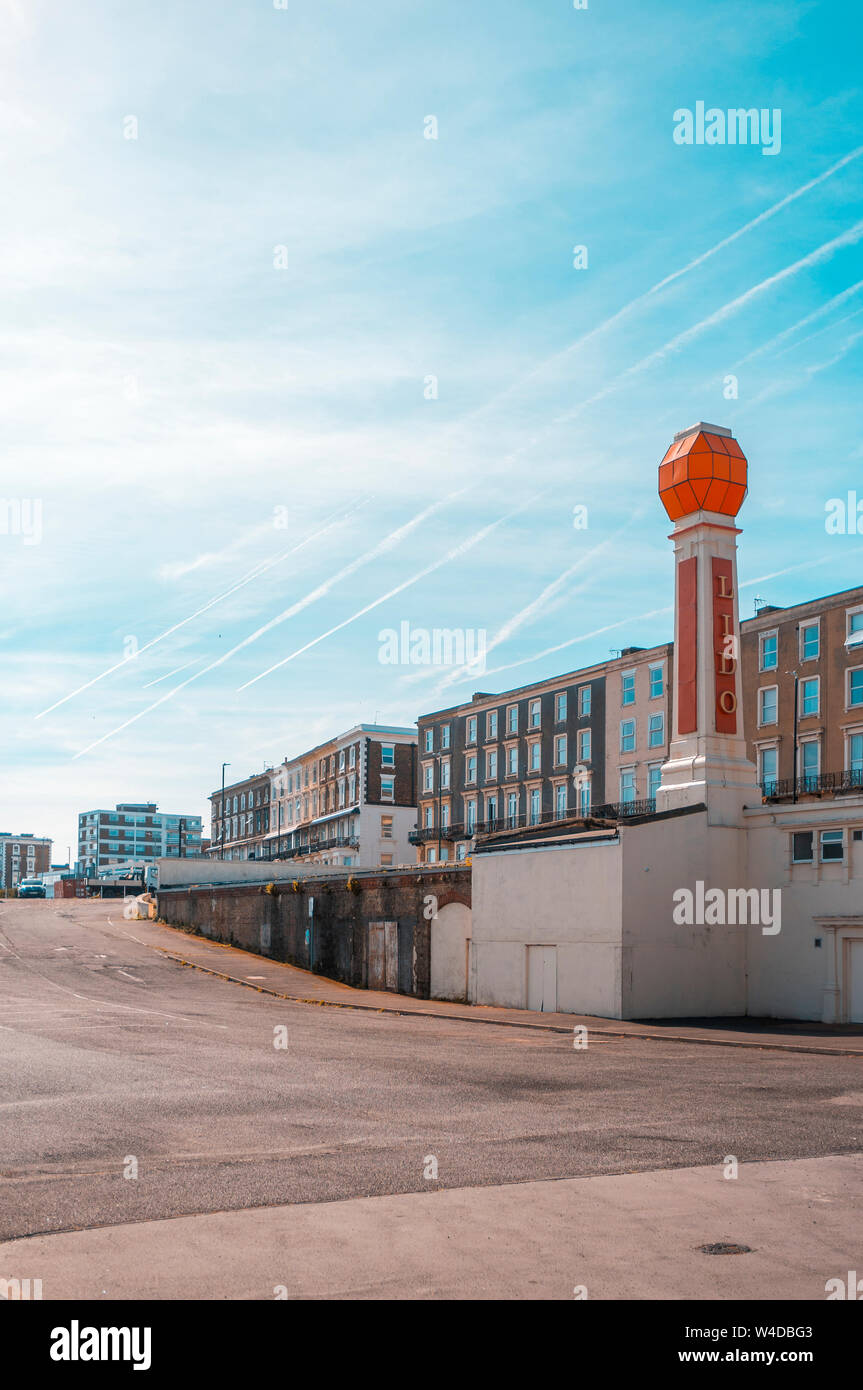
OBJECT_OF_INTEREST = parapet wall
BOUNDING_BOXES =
[156,866,471,998]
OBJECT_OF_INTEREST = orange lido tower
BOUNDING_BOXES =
[655,423,758,825]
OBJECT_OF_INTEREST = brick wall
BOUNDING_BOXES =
[157,867,471,997]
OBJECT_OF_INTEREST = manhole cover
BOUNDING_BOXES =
[699,1242,752,1255]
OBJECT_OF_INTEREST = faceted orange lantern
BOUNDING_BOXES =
[658,425,747,521]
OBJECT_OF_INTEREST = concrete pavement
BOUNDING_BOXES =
[2,898,862,1300]
[3,1155,860,1300]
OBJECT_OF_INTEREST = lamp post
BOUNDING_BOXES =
[220,762,230,859]
[792,670,799,804]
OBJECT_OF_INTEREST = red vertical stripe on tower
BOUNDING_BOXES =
[677,556,697,734]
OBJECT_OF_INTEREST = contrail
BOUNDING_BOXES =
[467,606,675,686]
[71,489,470,758]
[466,556,837,688]
[238,497,542,690]
[142,657,203,688]
[734,277,863,365]
[773,304,863,358]
[36,500,368,719]
[649,145,863,295]
[430,509,647,694]
[466,145,863,411]
[541,219,863,437]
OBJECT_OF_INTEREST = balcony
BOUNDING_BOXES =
[761,769,863,802]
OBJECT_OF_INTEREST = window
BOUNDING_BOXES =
[792,830,813,863]
[487,796,498,826]
[647,764,662,801]
[554,734,567,766]
[456,843,467,862]
[620,769,636,803]
[578,780,591,816]
[339,750,345,772]
[507,746,518,775]
[759,632,778,671]
[423,764,434,792]
[441,803,450,829]
[487,750,498,780]
[380,776,394,802]
[240,793,246,811]
[529,742,541,772]
[849,669,863,709]
[441,759,450,788]
[529,699,541,728]
[466,801,476,832]
[381,744,395,767]
[649,664,664,699]
[555,692,567,722]
[467,716,477,744]
[423,805,433,829]
[578,685,591,717]
[800,740,820,786]
[800,678,819,717]
[467,755,477,783]
[380,853,393,866]
[348,774,356,803]
[507,792,518,826]
[555,783,567,818]
[759,746,778,793]
[424,729,434,753]
[821,830,844,863]
[487,710,498,739]
[621,671,635,706]
[441,724,450,749]
[801,623,819,661]
[578,729,591,763]
[620,719,635,753]
[507,705,518,734]
[759,686,778,725]
[529,788,540,825]
[848,733,863,782]
[427,848,437,864]
[648,713,664,748]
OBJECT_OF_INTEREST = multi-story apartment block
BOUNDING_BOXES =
[0,833,52,891]
[414,668,607,863]
[209,772,273,861]
[261,724,417,868]
[604,642,673,810]
[741,583,863,799]
[77,804,202,875]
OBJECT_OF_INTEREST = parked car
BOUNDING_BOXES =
[18,879,46,899]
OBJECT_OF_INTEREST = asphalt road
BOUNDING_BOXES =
[2,897,862,1254]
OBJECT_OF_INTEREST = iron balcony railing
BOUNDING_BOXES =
[409,800,657,843]
[260,834,360,860]
[761,769,863,801]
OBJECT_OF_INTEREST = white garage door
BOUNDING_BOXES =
[527,945,557,1013]
[430,902,472,1002]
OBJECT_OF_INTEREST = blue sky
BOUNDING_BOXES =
[2,0,862,857]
